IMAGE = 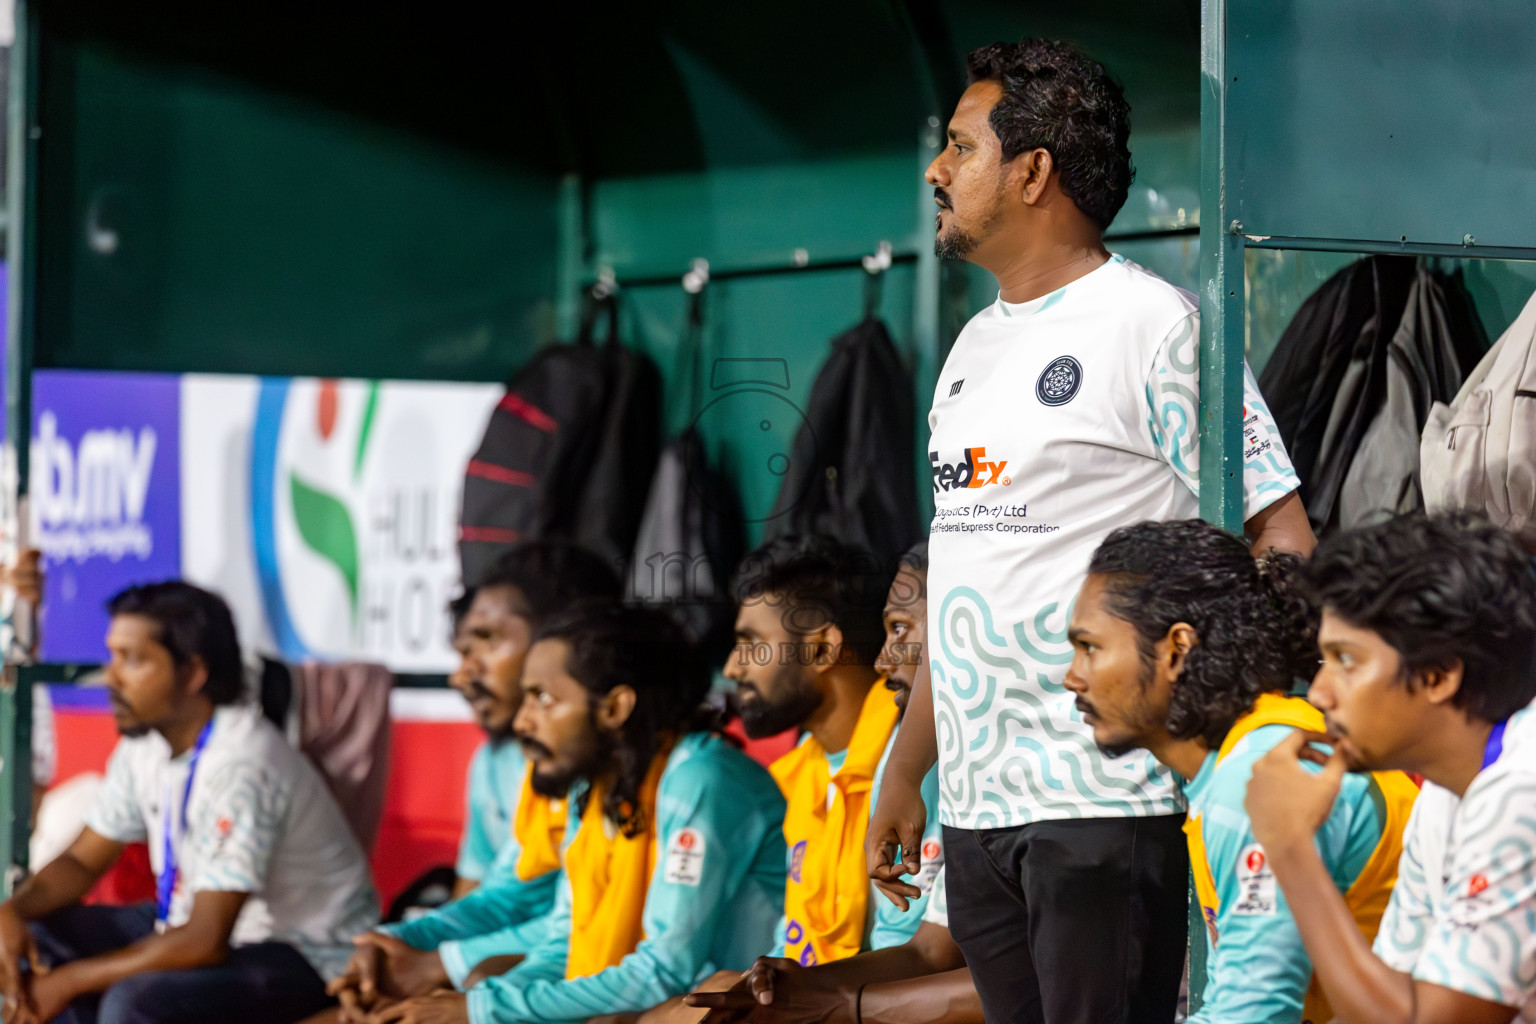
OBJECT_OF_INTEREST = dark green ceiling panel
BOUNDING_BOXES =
[1228,0,1536,247]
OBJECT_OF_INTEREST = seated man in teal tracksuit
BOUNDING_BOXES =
[1062,519,1417,1024]
[374,601,786,1024]
[325,544,620,1019]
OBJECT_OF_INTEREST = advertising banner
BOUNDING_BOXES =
[181,374,500,673]
[31,371,183,661]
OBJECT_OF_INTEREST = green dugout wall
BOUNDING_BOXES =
[2,0,1534,977]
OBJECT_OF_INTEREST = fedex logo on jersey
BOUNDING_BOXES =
[929,447,1011,494]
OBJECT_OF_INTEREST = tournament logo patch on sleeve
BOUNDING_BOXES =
[1232,844,1277,916]
[664,827,706,886]
[916,838,944,893]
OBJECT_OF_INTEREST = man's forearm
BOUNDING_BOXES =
[55,925,233,996]
[888,665,938,784]
[859,969,980,1024]
[1266,840,1413,1024]
[1245,490,1316,557]
[7,854,103,921]
[787,939,947,993]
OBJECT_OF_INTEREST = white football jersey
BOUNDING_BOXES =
[1375,699,1536,1008]
[926,255,1299,829]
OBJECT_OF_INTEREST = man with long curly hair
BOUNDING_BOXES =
[868,37,1315,1024]
[1062,519,1417,1024]
[370,603,787,1024]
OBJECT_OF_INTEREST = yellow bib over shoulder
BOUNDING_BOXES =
[512,767,567,882]
[562,751,668,980]
[1184,693,1418,1024]
[771,682,900,967]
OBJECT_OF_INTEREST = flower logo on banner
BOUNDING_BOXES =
[287,380,379,625]
[249,374,495,671]
[252,377,379,661]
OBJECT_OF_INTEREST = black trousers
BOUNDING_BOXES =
[29,902,334,1024]
[943,816,1188,1024]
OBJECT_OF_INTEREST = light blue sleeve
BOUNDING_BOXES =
[384,751,557,952]
[1189,728,1381,1024]
[457,745,499,883]
[767,916,788,960]
[867,764,944,950]
[440,909,558,989]
[381,858,560,953]
[466,752,773,1024]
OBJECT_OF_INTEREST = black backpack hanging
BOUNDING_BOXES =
[766,307,920,570]
[459,294,661,586]
[626,287,744,664]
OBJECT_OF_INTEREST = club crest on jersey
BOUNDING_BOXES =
[930,447,1011,493]
[1036,355,1083,407]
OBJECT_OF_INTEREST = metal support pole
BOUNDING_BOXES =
[1198,0,1245,535]
[1188,0,1240,1006]
[1,0,40,893]
[0,672,30,888]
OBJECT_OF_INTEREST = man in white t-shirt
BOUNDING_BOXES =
[1247,514,1536,1024]
[0,581,378,1024]
[866,37,1315,1024]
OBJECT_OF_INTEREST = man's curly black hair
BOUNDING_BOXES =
[966,38,1133,230]
[1088,519,1316,749]
[730,534,888,667]
[1301,512,1536,724]
[533,601,713,837]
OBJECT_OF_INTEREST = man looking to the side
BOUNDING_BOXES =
[868,37,1314,1024]
[1246,514,1536,1024]
[688,542,982,1024]
[373,602,787,1024]
[729,536,942,967]
[1062,519,1417,1023]
[326,544,620,1021]
[0,582,378,1024]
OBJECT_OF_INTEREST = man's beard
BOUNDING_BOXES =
[1086,659,1164,760]
[933,187,1005,261]
[522,724,609,799]
[110,696,150,738]
[935,226,978,261]
[735,672,823,739]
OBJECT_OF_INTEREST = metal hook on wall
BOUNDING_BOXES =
[862,240,891,319]
[682,258,711,295]
[590,266,617,300]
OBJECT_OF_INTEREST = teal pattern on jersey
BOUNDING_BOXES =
[932,586,1181,828]
[1377,776,1536,1005]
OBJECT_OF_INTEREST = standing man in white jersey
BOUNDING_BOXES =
[866,38,1316,1024]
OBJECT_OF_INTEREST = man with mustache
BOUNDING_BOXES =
[731,536,941,968]
[868,37,1315,1024]
[0,582,378,1024]
[372,602,786,1024]
[1061,519,1416,1024]
[1246,514,1536,1024]
[323,544,620,1022]
[687,542,984,1024]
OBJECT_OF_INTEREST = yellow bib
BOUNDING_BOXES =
[563,751,668,980]
[771,682,900,966]
[512,767,566,882]
[1184,693,1418,1024]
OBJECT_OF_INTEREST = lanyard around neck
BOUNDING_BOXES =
[1481,719,1509,773]
[157,716,216,923]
